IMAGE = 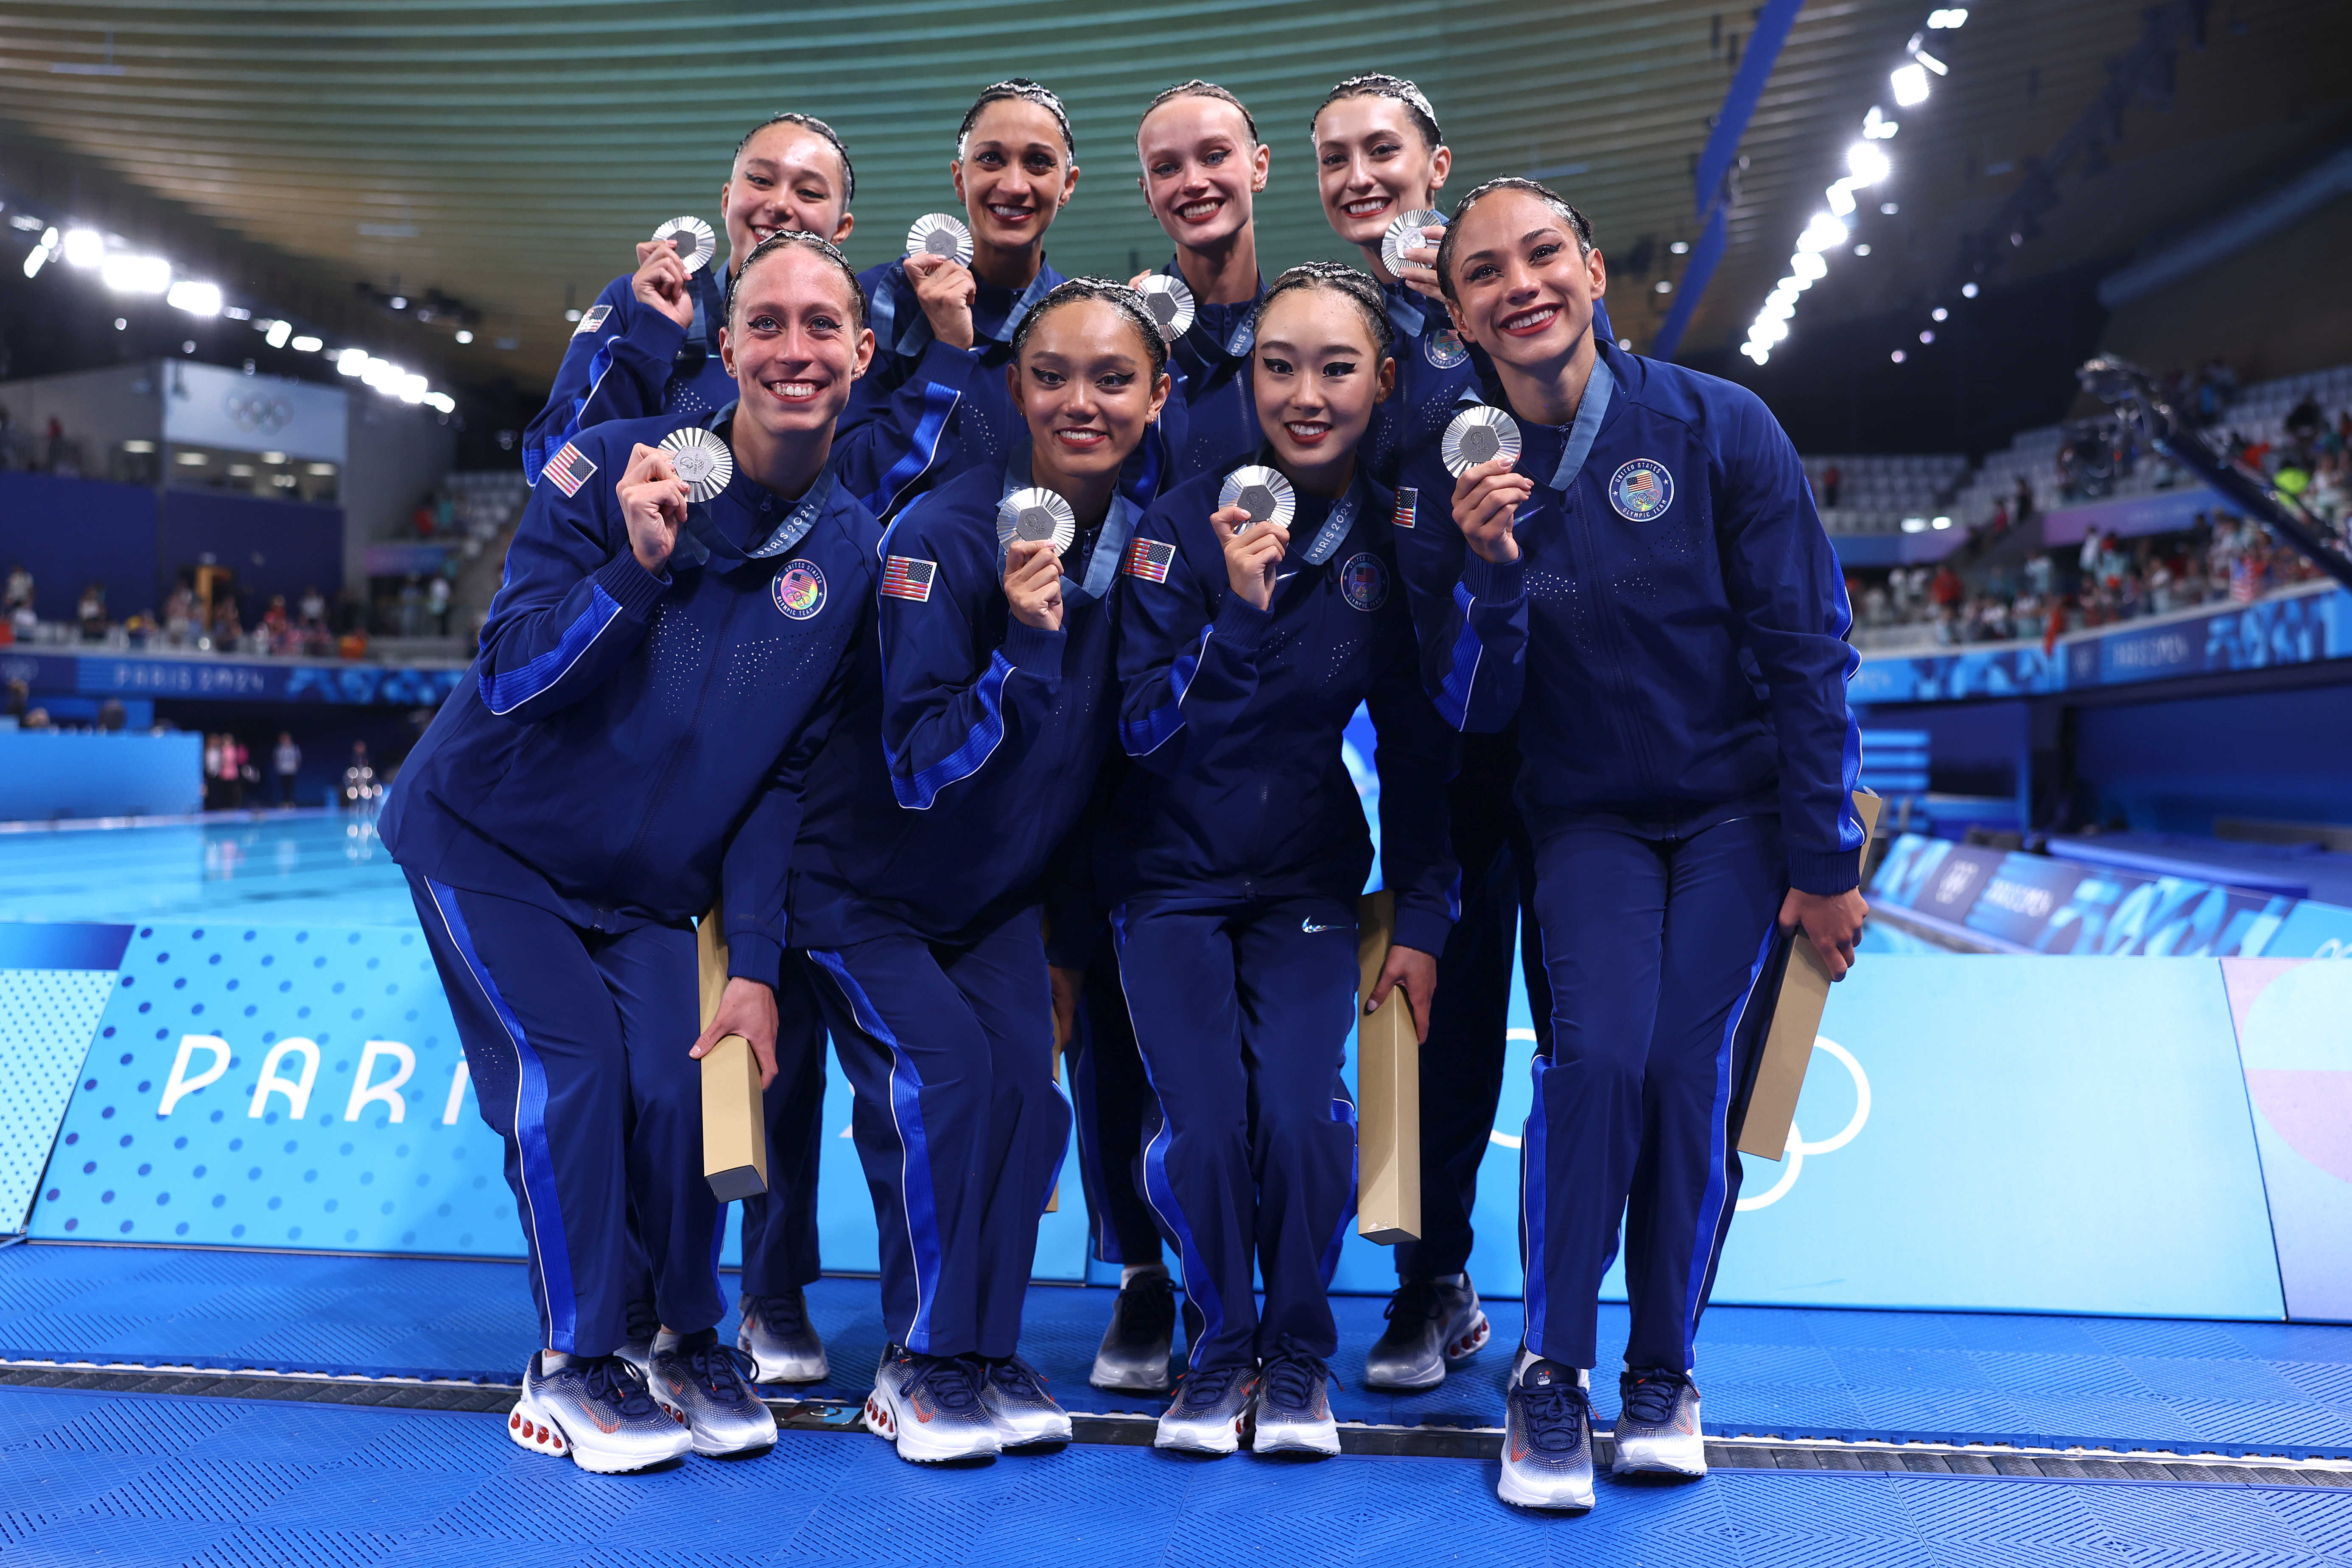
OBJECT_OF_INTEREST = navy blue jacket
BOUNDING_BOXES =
[1152,255,1264,489]
[1108,456,1458,955]
[788,452,1137,949]
[830,256,1067,523]
[521,267,735,492]
[1393,341,1864,895]
[382,409,881,981]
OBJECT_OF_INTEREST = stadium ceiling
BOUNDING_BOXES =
[2,0,2347,389]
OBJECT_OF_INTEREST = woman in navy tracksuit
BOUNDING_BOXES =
[517,108,860,1392]
[381,233,881,1475]
[1108,265,1457,1458]
[788,280,1172,1464]
[830,80,1080,522]
[1401,179,1867,1511]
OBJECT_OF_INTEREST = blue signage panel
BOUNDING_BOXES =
[0,649,470,707]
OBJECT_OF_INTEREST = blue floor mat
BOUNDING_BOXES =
[1,1384,2346,1568]
[5,1246,2352,1459]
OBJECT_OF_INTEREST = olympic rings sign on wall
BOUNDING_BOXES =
[1736,1036,1871,1211]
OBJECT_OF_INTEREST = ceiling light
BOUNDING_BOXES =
[1793,252,1828,282]
[1931,307,1948,322]
[1654,279,1673,294]
[1927,8,1968,27]
[175,451,208,466]
[1669,240,1690,256]
[563,308,582,323]
[114,317,127,330]
[397,374,429,403]
[292,334,323,352]
[61,228,104,268]
[1826,182,1857,217]
[264,319,292,348]
[1914,48,1948,75]
[1961,282,1979,299]
[1932,515,1953,529]
[1891,63,1930,106]
[123,440,157,453]
[166,280,223,316]
[1797,214,1849,252]
[102,254,171,293]
[1891,349,1907,363]
[1862,106,1899,140]
[1848,143,1892,185]
[1919,330,1935,344]
[21,246,46,279]
[307,463,336,476]
[335,348,368,376]
[227,464,255,477]
[389,295,408,310]
[1881,201,1900,215]
[224,307,251,321]
[455,330,473,344]
[424,392,456,414]
[1902,516,1927,532]
[1854,244,1872,256]
[261,451,287,464]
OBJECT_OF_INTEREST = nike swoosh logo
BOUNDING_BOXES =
[1301,920,1336,934]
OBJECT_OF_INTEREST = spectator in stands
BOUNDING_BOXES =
[1930,562,1964,613]
[426,574,451,637]
[4,562,29,615]
[274,732,302,807]
[203,733,224,808]
[298,584,326,629]
[43,416,65,474]
[98,699,126,733]
[2011,473,2034,526]
[4,679,26,722]
[211,592,243,649]
[1821,462,1842,508]
[76,582,106,641]
[22,707,50,731]
[260,595,290,654]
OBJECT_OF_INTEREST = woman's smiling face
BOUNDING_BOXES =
[954,98,1078,255]
[1313,95,1447,254]
[1442,187,1606,372]
[1137,94,1265,251]
[1010,297,1167,488]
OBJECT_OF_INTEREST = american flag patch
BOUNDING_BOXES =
[545,442,597,498]
[1393,486,1418,529]
[1122,536,1175,585]
[881,555,936,603]
[571,303,612,337]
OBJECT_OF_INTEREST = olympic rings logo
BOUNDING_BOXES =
[224,393,293,434]
[1735,1037,1870,1212]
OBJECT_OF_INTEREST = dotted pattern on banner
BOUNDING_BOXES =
[26,922,528,1256]
[0,969,117,1231]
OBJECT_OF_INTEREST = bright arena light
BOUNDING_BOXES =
[1891,63,1931,106]
[166,280,224,316]
[101,254,171,293]
[336,348,369,376]
[1927,8,1968,26]
[1848,143,1892,185]
[61,228,105,268]
[264,319,292,348]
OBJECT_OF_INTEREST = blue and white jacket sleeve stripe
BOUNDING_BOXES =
[1718,401,1869,894]
[877,516,1067,810]
[829,281,982,521]
[1427,552,1528,734]
[1113,506,1270,774]
[473,452,670,724]
[519,277,683,489]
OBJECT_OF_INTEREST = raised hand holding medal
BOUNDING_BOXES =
[1214,464,1296,612]
[1443,406,1530,566]
[631,215,713,331]
[901,212,979,349]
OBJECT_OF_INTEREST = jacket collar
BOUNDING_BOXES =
[669,404,837,568]
[998,441,1134,609]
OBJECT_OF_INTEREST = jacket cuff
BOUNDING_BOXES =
[725,931,783,987]
[1211,595,1274,651]
[1787,845,1863,897]
[594,553,671,618]
[914,336,984,391]
[1461,550,1525,604]
[625,306,690,365]
[1389,904,1455,963]
[1002,620,1066,680]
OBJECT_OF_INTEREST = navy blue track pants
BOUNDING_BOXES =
[805,907,1069,1361]
[1066,933,1163,1267]
[1113,894,1360,1371]
[1520,814,1785,1373]
[737,953,828,1294]
[1397,733,1549,1283]
[407,871,723,1357]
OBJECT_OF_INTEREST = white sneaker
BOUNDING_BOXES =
[862,1345,1001,1464]
[509,1352,691,1474]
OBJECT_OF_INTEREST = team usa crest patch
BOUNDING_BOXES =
[772,559,826,620]
[1122,536,1176,585]
[1609,458,1675,521]
[880,555,936,603]
[1392,486,1418,530]
[1340,551,1389,612]
[544,442,597,498]
[1424,330,1468,369]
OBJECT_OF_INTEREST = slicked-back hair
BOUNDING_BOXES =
[1435,178,1596,304]
[957,78,1077,160]
[1251,261,1395,361]
[1138,79,1260,149]
[724,229,868,335]
[1008,277,1170,383]
[1310,73,1443,150]
[733,112,856,205]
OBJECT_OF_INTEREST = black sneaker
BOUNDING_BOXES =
[1089,1272,1177,1392]
[1365,1275,1491,1390]
[737,1287,828,1384]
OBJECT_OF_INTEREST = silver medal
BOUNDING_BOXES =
[1218,465,1296,535]
[906,213,974,268]
[1441,405,1522,479]
[1381,208,1447,276]
[658,426,735,504]
[996,487,1078,556]
[652,215,717,276]
[1136,274,1196,342]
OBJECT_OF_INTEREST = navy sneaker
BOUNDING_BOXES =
[1248,1347,1340,1457]
[1498,1359,1594,1509]
[864,1345,1001,1463]
[973,1353,1071,1447]
[1365,1275,1491,1390]
[738,1287,829,1384]
[1090,1272,1177,1392]
[1613,1367,1705,1476]
[1155,1363,1257,1454]
[648,1328,777,1458]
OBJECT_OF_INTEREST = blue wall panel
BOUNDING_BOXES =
[161,489,343,610]
[0,472,157,621]
[0,732,203,822]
